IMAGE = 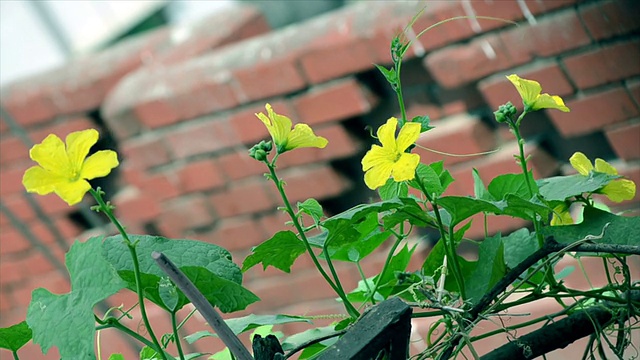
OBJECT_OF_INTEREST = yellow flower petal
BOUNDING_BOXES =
[22,166,66,195]
[362,145,392,171]
[286,124,328,151]
[54,179,92,205]
[551,203,574,226]
[364,161,394,190]
[569,152,593,176]
[66,129,99,173]
[395,122,421,151]
[391,153,420,182]
[265,103,292,145]
[81,150,119,180]
[594,158,617,175]
[377,118,399,152]
[507,74,541,106]
[29,134,71,176]
[600,179,636,203]
[533,94,569,112]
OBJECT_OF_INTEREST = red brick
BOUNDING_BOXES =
[0,136,29,165]
[0,291,12,313]
[233,56,306,102]
[24,251,57,277]
[629,80,640,108]
[272,165,352,204]
[1,194,36,223]
[113,188,162,223]
[0,163,29,196]
[0,257,27,285]
[34,193,72,216]
[257,211,293,236]
[549,87,639,137]
[30,217,83,247]
[563,40,640,90]
[176,159,225,193]
[414,114,496,167]
[500,10,591,63]
[30,117,96,144]
[1,84,57,126]
[200,217,266,251]
[605,122,640,161]
[479,63,574,112]
[413,2,475,52]
[121,134,171,169]
[209,180,275,218]
[218,150,266,181]
[136,172,180,202]
[229,100,292,145]
[0,226,30,255]
[166,118,239,159]
[300,35,377,84]
[156,196,214,238]
[277,124,362,168]
[579,0,640,40]
[293,79,377,125]
[424,34,511,89]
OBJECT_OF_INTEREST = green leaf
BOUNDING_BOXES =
[409,163,443,196]
[411,115,434,133]
[327,228,390,263]
[374,64,397,86]
[27,237,126,359]
[472,169,493,201]
[537,173,619,201]
[181,267,259,313]
[430,161,455,194]
[488,173,536,200]
[378,243,416,286]
[108,354,125,360]
[501,228,539,269]
[378,178,408,200]
[503,194,551,220]
[158,278,179,312]
[437,196,505,227]
[242,231,306,273]
[421,239,473,294]
[103,235,251,312]
[298,198,324,224]
[281,326,337,354]
[140,346,162,360]
[0,321,32,351]
[464,235,506,305]
[382,198,433,228]
[185,314,311,343]
[543,207,640,247]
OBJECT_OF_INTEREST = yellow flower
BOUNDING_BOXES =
[361,117,421,190]
[569,152,636,203]
[22,129,119,205]
[506,74,570,113]
[550,203,574,226]
[256,103,328,154]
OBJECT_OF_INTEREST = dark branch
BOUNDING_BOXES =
[480,290,640,360]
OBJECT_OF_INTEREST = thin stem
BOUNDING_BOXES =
[171,311,186,360]
[12,351,19,360]
[364,233,404,306]
[89,189,167,359]
[266,162,359,318]
[97,319,173,358]
[356,261,372,294]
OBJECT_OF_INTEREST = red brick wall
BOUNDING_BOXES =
[1,1,638,358]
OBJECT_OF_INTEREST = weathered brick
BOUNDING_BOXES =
[579,0,640,40]
[176,159,226,193]
[0,136,29,166]
[300,35,377,84]
[166,118,238,159]
[233,56,306,102]
[218,150,266,181]
[479,63,574,112]
[0,226,30,255]
[30,116,96,144]
[229,100,292,145]
[121,135,171,169]
[629,80,640,109]
[414,114,496,167]
[605,122,640,161]
[549,87,639,137]
[271,165,352,203]
[500,10,591,63]
[200,217,266,251]
[293,79,377,125]
[209,180,276,218]
[277,124,362,168]
[156,196,214,238]
[113,188,162,224]
[0,257,27,286]
[563,40,640,90]
[1,194,35,223]
[0,163,29,197]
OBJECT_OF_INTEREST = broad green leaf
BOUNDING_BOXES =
[464,235,506,305]
[378,178,408,200]
[437,196,506,227]
[140,346,162,360]
[103,235,249,312]
[537,173,619,201]
[0,321,32,351]
[185,314,311,343]
[158,278,179,312]
[242,231,306,273]
[488,172,536,200]
[327,229,390,263]
[543,207,640,247]
[501,228,539,269]
[378,243,416,286]
[298,198,324,224]
[208,348,231,360]
[430,161,455,194]
[382,199,433,228]
[281,326,338,356]
[473,169,493,201]
[27,237,126,359]
[504,194,551,220]
[108,354,125,360]
[181,267,259,313]
[409,163,442,196]
[411,115,434,133]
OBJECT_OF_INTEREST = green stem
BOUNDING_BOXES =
[171,311,186,360]
[356,261,372,294]
[97,319,173,358]
[89,189,167,360]
[394,59,408,123]
[364,233,403,306]
[12,351,19,360]
[266,162,359,318]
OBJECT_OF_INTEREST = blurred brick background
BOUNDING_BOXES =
[0,0,638,358]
